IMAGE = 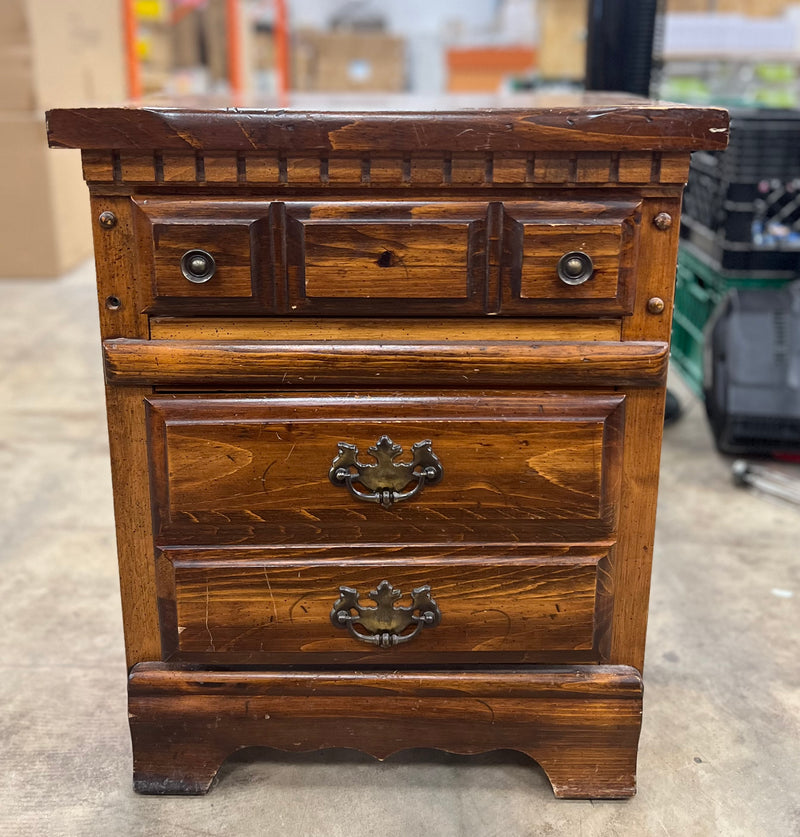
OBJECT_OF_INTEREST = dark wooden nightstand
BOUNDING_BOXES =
[47,96,728,797]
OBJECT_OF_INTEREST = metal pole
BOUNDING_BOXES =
[123,0,142,99]
[227,0,244,101]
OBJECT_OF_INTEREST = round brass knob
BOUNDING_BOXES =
[189,255,208,274]
[180,249,216,284]
[556,251,594,286]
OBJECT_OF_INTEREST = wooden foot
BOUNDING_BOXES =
[536,752,638,799]
[128,664,642,798]
[132,742,229,795]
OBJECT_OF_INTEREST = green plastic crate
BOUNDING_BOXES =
[671,243,794,395]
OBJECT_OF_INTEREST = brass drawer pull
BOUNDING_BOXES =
[557,250,594,286]
[331,580,441,648]
[329,434,443,509]
[180,249,216,284]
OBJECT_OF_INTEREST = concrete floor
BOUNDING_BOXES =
[1,259,799,837]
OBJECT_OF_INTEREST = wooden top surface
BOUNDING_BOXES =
[46,93,728,153]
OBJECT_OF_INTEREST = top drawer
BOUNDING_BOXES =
[133,197,641,317]
[146,390,625,547]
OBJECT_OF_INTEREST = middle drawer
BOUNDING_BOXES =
[146,391,625,546]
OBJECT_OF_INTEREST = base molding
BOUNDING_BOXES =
[128,663,643,798]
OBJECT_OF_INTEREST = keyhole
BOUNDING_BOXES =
[376,250,394,268]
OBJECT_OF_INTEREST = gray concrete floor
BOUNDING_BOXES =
[1,260,798,837]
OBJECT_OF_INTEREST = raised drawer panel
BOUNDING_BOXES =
[146,392,625,546]
[501,199,641,315]
[132,197,644,317]
[133,198,272,314]
[157,546,612,664]
[284,202,489,314]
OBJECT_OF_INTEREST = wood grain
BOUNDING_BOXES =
[74,150,697,188]
[145,392,625,546]
[51,101,728,798]
[160,548,610,663]
[128,663,643,797]
[132,198,271,314]
[47,103,729,153]
[303,223,472,298]
[88,195,162,668]
[104,339,669,388]
[608,196,687,671]
[285,202,488,312]
[501,199,640,316]
[148,316,623,342]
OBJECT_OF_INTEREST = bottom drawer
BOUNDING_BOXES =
[157,546,614,665]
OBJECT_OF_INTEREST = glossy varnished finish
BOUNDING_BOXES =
[48,99,728,798]
[501,198,640,315]
[104,339,668,388]
[128,663,644,798]
[130,196,647,318]
[145,392,624,546]
[46,98,729,153]
[159,546,613,664]
[285,201,489,314]
[147,316,624,341]
[132,198,272,314]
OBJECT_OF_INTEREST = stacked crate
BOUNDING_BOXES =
[673,108,800,392]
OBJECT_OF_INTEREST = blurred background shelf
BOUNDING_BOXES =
[9,0,800,283]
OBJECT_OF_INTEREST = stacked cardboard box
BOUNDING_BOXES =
[292,29,406,93]
[537,0,588,81]
[136,0,174,94]
[719,0,791,14]
[0,0,125,276]
[446,46,537,93]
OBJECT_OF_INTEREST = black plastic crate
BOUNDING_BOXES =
[670,243,794,395]
[700,108,800,181]
[680,108,800,274]
[704,281,800,455]
[680,215,800,274]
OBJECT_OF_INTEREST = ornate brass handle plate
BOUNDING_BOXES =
[329,434,443,509]
[330,580,441,648]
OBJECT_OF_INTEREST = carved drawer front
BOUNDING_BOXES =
[501,199,641,315]
[146,391,625,546]
[284,202,489,314]
[156,545,613,665]
[133,198,272,314]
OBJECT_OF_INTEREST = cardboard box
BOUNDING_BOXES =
[203,0,229,83]
[0,0,126,112]
[446,46,537,93]
[716,0,789,15]
[137,22,174,71]
[0,115,92,277]
[292,30,406,93]
[538,0,588,81]
[0,1,28,47]
[172,8,204,69]
[666,0,711,10]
